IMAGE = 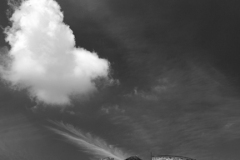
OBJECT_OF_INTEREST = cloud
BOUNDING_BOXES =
[49,121,131,160]
[99,65,240,160]
[0,0,110,106]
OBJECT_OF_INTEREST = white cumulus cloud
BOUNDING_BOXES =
[0,0,110,106]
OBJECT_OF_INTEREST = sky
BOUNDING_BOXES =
[1,0,240,160]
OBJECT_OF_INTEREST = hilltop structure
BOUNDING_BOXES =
[100,155,195,160]
[125,156,142,160]
[151,155,196,160]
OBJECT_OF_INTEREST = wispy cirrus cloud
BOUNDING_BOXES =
[48,121,131,160]
[99,65,240,160]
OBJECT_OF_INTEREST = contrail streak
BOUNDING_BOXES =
[48,121,130,160]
